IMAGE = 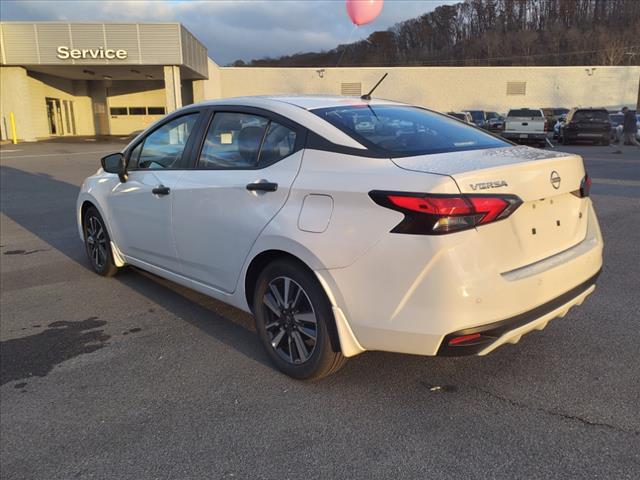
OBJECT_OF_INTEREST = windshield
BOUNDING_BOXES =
[508,109,543,117]
[312,105,509,156]
[574,110,609,122]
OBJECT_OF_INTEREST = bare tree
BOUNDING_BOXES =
[243,0,640,68]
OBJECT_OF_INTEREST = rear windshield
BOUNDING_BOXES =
[467,110,484,121]
[508,109,543,117]
[573,110,609,122]
[609,114,624,125]
[312,105,508,156]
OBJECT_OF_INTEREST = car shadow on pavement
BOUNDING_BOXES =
[0,165,272,370]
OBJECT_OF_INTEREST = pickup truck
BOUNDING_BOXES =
[502,108,548,147]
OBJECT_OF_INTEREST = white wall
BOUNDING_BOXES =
[204,65,639,113]
[2,62,637,141]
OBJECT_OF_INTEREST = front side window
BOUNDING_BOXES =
[313,105,508,156]
[134,114,198,169]
[198,112,297,169]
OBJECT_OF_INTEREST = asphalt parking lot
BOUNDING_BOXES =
[1,139,639,479]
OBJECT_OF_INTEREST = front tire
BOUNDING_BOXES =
[83,206,118,277]
[253,259,347,380]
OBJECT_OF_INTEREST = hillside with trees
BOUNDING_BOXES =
[235,0,640,67]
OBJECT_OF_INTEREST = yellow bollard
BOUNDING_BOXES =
[9,112,18,144]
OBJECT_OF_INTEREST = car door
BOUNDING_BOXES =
[172,108,305,293]
[106,111,201,273]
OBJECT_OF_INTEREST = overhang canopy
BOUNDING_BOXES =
[0,22,208,80]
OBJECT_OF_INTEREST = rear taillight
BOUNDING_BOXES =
[571,174,592,198]
[369,191,523,235]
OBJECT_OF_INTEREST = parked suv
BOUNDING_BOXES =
[486,112,505,133]
[560,108,611,146]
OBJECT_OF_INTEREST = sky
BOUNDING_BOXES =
[0,0,456,65]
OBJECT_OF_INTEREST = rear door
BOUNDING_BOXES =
[172,108,305,293]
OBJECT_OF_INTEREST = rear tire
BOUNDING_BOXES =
[253,259,347,380]
[83,206,118,277]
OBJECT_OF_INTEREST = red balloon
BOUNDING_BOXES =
[345,0,384,26]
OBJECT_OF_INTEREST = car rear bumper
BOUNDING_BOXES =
[502,132,547,141]
[320,199,603,357]
[437,269,600,356]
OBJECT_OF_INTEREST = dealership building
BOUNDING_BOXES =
[1,21,638,142]
[0,21,211,141]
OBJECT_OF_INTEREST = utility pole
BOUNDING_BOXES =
[637,74,639,111]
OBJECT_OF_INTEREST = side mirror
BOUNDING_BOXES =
[101,153,127,183]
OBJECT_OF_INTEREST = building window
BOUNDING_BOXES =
[129,107,146,115]
[506,81,527,95]
[147,107,166,115]
[110,107,127,116]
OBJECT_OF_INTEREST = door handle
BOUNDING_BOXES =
[246,181,278,192]
[152,185,171,196]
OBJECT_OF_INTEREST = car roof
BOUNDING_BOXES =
[197,95,404,111]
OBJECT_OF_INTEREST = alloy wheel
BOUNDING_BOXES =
[262,276,318,364]
[86,215,108,269]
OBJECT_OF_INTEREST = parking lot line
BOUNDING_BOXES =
[0,150,116,160]
[592,178,640,187]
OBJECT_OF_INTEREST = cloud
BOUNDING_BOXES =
[1,0,457,64]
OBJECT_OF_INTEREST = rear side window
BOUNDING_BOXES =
[312,105,507,156]
[508,109,543,117]
[198,112,297,169]
[573,110,609,122]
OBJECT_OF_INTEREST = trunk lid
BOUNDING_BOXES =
[391,145,589,272]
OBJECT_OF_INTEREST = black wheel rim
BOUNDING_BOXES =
[85,215,107,269]
[262,276,318,364]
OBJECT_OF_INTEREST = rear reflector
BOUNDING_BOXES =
[370,191,523,235]
[448,333,482,345]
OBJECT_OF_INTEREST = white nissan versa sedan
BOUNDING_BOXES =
[77,96,603,379]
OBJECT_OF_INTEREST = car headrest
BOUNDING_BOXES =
[237,126,264,164]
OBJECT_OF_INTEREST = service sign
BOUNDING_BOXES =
[56,46,128,60]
